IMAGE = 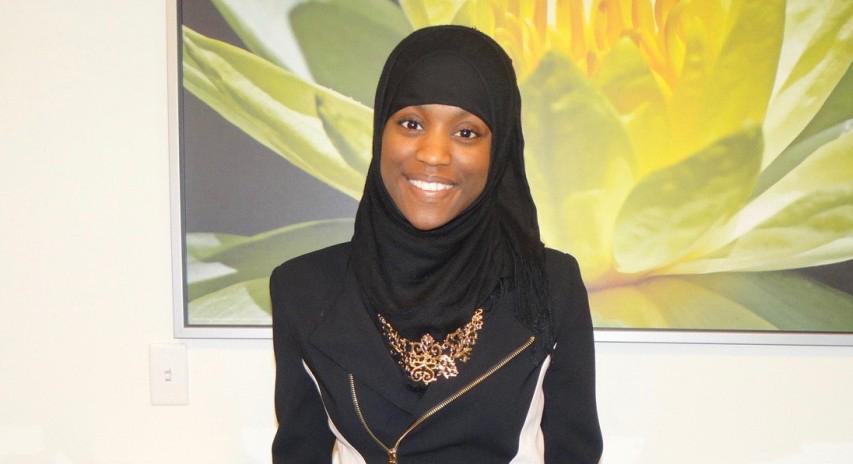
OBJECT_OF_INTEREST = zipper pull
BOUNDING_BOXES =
[387,448,397,464]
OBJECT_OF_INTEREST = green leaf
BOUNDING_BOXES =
[681,272,853,331]
[679,186,853,273]
[758,64,853,197]
[792,62,853,144]
[590,275,775,330]
[187,219,354,301]
[754,118,852,197]
[774,0,834,87]
[762,0,853,167]
[520,51,634,280]
[591,271,853,331]
[613,127,763,273]
[315,93,372,177]
[186,232,251,260]
[671,131,853,274]
[182,26,368,199]
[188,278,271,326]
[755,127,853,206]
[400,0,468,29]
[290,0,411,105]
[209,0,300,74]
[730,185,853,268]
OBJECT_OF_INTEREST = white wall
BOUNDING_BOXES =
[1,2,851,463]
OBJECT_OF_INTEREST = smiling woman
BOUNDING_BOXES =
[268,25,602,464]
[380,104,492,230]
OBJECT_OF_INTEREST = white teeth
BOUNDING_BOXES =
[408,179,453,192]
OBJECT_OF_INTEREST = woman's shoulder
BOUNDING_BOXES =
[272,240,350,275]
[270,241,351,305]
[543,247,582,282]
[542,247,590,328]
[269,242,352,338]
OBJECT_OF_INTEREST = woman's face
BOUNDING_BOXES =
[380,104,492,230]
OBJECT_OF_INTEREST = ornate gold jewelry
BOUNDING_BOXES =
[377,308,484,385]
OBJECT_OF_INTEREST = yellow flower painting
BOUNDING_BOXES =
[180,0,853,332]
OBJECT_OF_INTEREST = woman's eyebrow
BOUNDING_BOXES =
[449,107,478,119]
[450,109,487,127]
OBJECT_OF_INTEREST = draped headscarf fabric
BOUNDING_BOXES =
[351,25,552,349]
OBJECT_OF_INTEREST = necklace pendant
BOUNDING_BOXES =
[378,308,485,386]
[388,448,397,464]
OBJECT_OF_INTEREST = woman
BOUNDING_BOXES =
[270,25,602,464]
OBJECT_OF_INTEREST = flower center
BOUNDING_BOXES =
[461,0,726,92]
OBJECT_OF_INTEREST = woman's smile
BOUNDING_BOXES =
[380,104,492,230]
[407,177,455,193]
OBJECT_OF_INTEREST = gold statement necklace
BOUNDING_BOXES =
[377,308,484,385]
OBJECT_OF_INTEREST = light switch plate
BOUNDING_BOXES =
[149,343,188,405]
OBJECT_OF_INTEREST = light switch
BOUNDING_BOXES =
[149,343,188,405]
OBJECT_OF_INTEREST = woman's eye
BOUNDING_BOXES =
[399,119,423,131]
[455,128,479,139]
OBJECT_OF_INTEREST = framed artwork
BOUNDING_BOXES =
[168,0,853,344]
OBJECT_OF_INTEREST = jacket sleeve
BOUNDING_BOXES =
[540,254,604,463]
[270,265,335,463]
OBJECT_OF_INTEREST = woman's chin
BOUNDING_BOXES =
[403,211,455,231]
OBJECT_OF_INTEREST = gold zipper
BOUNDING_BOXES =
[349,336,535,464]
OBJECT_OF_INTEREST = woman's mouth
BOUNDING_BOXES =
[407,178,455,192]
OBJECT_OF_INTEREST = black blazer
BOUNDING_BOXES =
[270,242,602,464]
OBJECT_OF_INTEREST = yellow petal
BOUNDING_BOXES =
[613,127,762,273]
[670,130,853,273]
[762,0,853,167]
[400,0,468,28]
[594,38,670,177]
[521,51,635,280]
[452,0,497,36]
[668,0,784,167]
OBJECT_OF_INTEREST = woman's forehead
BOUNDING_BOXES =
[385,52,494,128]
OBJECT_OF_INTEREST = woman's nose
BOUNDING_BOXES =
[414,129,451,166]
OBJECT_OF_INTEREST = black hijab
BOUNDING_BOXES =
[351,25,553,349]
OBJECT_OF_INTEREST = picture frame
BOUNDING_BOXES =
[168,0,853,344]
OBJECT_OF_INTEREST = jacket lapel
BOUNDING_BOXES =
[308,263,420,415]
[412,293,535,415]
[308,258,537,418]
